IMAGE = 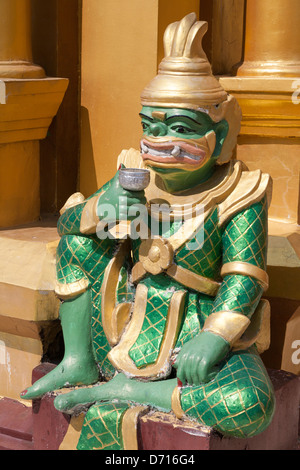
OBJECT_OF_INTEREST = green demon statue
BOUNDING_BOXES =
[21,14,275,450]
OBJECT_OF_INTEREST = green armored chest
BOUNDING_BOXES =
[131,206,222,280]
[108,207,222,376]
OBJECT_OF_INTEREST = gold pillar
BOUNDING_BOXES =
[218,0,300,376]
[0,0,68,228]
[237,0,300,77]
[0,0,45,78]
[219,0,300,225]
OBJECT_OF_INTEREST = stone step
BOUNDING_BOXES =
[0,433,34,451]
[0,397,33,450]
[30,364,300,450]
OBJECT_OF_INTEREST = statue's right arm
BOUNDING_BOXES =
[57,178,114,237]
[57,167,147,237]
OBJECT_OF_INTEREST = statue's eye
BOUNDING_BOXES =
[141,122,149,131]
[171,125,193,134]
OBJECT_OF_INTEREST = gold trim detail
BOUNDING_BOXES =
[171,386,185,420]
[131,262,147,284]
[101,240,132,346]
[122,406,149,450]
[116,149,251,225]
[131,261,220,297]
[221,261,269,291]
[203,311,251,346]
[59,413,85,450]
[218,171,272,226]
[139,238,174,276]
[232,299,271,354]
[167,264,220,297]
[108,286,186,379]
[80,194,102,235]
[145,160,242,221]
[54,278,89,300]
[60,192,85,216]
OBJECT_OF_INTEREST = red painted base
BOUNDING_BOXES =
[139,370,300,450]
[0,365,299,450]
[0,398,33,450]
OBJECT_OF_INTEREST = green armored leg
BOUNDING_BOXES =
[179,348,275,438]
[21,290,99,399]
[77,402,131,451]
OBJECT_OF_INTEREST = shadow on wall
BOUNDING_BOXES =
[80,107,98,198]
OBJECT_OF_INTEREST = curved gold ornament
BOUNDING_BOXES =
[108,285,186,379]
[101,240,132,346]
[80,194,103,235]
[232,300,271,354]
[171,386,185,420]
[203,300,271,354]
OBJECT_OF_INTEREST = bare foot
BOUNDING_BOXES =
[21,358,99,400]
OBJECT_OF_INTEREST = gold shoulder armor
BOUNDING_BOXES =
[59,192,85,215]
[218,168,272,226]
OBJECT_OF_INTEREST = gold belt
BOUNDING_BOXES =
[131,260,221,297]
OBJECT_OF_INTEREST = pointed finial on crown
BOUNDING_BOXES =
[141,13,228,111]
[141,13,242,165]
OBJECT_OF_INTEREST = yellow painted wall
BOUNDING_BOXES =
[0,141,40,227]
[79,0,200,198]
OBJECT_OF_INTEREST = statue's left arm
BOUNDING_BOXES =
[175,194,269,385]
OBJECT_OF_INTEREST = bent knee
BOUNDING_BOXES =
[215,385,276,438]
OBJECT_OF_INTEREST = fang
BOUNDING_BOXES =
[171,146,180,157]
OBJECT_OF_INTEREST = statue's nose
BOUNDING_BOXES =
[149,122,168,136]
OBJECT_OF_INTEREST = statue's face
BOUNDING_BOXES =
[139,106,228,189]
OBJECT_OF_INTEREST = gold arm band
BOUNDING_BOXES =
[54,278,89,300]
[80,194,102,235]
[171,386,185,420]
[203,311,251,346]
[221,261,269,291]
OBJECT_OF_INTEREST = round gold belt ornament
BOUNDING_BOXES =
[139,238,174,275]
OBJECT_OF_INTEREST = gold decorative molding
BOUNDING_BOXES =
[0,78,69,144]
[219,76,300,138]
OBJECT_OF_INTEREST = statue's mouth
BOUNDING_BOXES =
[140,138,207,167]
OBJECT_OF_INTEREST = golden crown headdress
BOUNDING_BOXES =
[141,13,242,163]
